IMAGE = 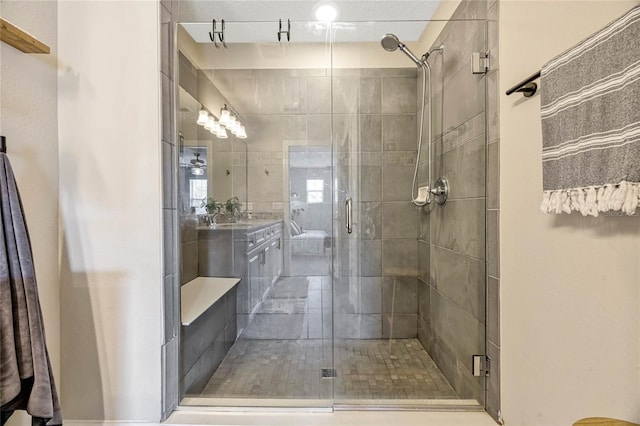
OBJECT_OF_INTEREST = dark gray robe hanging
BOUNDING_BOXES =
[0,152,62,425]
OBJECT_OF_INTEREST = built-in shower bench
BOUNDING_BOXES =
[181,277,239,326]
[180,277,240,394]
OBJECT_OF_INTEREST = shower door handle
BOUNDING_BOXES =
[345,197,353,234]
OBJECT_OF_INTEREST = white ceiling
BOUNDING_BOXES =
[180,0,442,43]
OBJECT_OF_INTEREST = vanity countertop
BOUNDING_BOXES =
[196,219,282,232]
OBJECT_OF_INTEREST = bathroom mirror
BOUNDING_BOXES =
[177,62,247,214]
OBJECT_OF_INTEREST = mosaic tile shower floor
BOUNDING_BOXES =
[198,338,458,400]
[193,271,458,400]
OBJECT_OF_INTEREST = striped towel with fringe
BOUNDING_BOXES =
[539,5,640,217]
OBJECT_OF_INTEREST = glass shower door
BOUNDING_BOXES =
[175,13,488,410]
[331,19,487,407]
[176,20,335,407]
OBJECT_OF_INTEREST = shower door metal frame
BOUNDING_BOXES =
[165,16,492,416]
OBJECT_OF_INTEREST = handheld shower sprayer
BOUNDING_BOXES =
[380,33,424,67]
[380,34,445,206]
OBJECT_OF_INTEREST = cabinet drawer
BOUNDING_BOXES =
[247,229,266,248]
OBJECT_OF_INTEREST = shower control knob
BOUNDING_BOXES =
[430,177,449,206]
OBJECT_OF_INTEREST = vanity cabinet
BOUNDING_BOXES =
[197,220,283,334]
[234,221,283,333]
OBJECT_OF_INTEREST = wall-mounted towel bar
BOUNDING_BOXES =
[506,71,541,97]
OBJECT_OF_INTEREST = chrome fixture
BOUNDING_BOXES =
[381,34,445,206]
[345,197,353,234]
[430,177,449,206]
[380,33,423,67]
[471,51,490,74]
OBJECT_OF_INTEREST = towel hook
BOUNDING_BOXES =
[209,19,226,48]
[277,19,291,42]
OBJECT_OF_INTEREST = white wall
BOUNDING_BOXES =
[57,0,163,421]
[0,2,59,425]
[499,1,640,425]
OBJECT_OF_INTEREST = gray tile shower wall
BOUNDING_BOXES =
[180,288,238,395]
[416,0,491,406]
[333,68,420,340]
[160,0,179,419]
[213,67,420,339]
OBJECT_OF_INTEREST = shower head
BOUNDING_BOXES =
[380,33,424,67]
[381,33,401,52]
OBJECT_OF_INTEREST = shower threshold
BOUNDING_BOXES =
[179,397,482,412]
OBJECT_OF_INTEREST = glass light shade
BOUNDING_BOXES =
[216,126,228,139]
[237,125,247,139]
[204,116,216,131]
[219,107,231,126]
[208,119,221,134]
[197,109,209,126]
[191,166,205,176]
[230,120,241,135]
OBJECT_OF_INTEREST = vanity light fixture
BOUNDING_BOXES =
[237,125,247,139]
[196,108,209,126]
[230,120,240,136]
[204,116,216,131]
[217,104,247,139]
[220,105,231,126]
[217,126,228,139]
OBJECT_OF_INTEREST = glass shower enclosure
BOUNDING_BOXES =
[175,14,487,410]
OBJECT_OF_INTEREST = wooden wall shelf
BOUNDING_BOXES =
[0,17,50,54]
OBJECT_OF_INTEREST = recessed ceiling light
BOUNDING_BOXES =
[314,3,338,22]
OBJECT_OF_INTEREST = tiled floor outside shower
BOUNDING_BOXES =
[192,271,459,400]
